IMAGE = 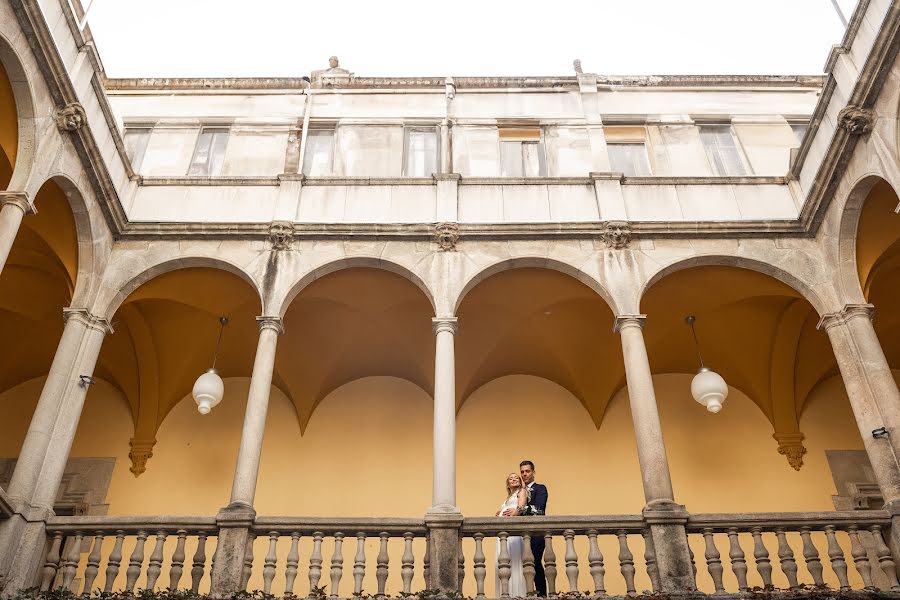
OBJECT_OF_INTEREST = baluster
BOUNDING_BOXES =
[285,532,301,596]
[824,526,850,591]
[104,530,126,592]
[775,529,799,589]
[330,532,345,597]
[458,536,465,593]
[40,531,63,592]
[563,529,579,592]
[353,532,366,596]
[688,542,697,580]
[125,531,148,592]
[401,532,415,594]
[82,532,104,595]
[870,525,900,591]
[642,530,658,593]
[848,525,875,589]
[617,530,636,596]
[423,538,431,587]
[146,531,167,590]
[263,531,279,594]
[473,533,487,600]
[61,531,83,592]
[727,528,748,592]
[702,529,724,593]
[544,533,558,597]
[309,531,325,594]
[523,534,536,595]
[374,532,390,599]
[191,533,208,593]
[751,528,773,589]
[240,533,255,592]
[168,530,187,591]
[799,527,825,587]
[498,532,512,599]
[587,530,606,596]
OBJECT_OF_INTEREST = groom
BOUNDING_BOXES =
[520,460,548,596]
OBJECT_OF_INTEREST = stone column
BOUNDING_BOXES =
[615,315,695,592]
[210,316,282,596]
[819,305,900,504]
[428,317,461,592]
[0,308,111,594]
[0,191,32,278]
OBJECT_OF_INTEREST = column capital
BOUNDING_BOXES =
[432,316,458,336]
[817,303,875,330]
[63,307,113,335]
[0,191,34,215]
[256,316,284,335]
[614,314,646,332]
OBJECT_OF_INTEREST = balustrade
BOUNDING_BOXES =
[36,512,900,597]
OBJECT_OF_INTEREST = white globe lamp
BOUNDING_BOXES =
[685,315,728,414]
[192,316,228,415]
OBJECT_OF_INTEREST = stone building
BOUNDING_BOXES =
[0,0,899,597]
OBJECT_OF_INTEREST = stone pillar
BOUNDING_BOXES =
[615,315,695,592]
[211,316,283,596]
[0,308,111,594]
[819,304,900,504]
[0,191,32,278]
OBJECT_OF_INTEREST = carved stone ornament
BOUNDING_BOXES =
[774,432,807,471]
[128,438,156,477]
[268,221,295,251]
[435,222,460,251]
[55,102,87,132]
[837,106,875,135]
[600,220,632,249]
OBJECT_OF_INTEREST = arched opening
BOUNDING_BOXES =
[640,263,859,512]
[0,34,35,191]
[0,53,17,188]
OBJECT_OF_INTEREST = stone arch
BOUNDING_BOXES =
[639,254,828,316]
[453,256,619,316]
[0,31,36,191]
[101,257,263,320]
[836,174,899,305]
[276,256,436,318]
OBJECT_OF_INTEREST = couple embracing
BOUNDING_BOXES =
[495,460,548,597]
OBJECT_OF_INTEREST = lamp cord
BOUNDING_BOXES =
[211,316,228,369]
[686,316,705,369]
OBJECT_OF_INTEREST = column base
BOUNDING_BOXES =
[209,503,256,598]
[425,512,463,592]
[643,503,696,593]
[0,514,50,596]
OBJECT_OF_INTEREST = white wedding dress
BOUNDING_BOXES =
[496,492,527,597]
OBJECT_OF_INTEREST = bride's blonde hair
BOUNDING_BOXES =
[505,472,525,497]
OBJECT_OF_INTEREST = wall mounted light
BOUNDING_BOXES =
[192,316,228,415]
[685,315,728,413]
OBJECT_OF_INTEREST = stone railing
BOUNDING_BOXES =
[36,511,900,597]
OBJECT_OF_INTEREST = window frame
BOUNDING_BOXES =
[187,126,231,177]
[697,123,751,177]
[301,124,337,177]
[122,125,152,173]
[401,126,440,177]
[498,126,547,177]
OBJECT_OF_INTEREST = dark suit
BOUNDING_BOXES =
[526,482,548,596]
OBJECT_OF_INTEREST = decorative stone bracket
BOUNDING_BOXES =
[268,221,295,251]
[600,220,632,249]
[54,102,87,132]
[128,438,156,477]
[837,106,875,135]
[774,431,807,471]
[435,222,459,251]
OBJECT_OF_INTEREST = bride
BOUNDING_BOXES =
[495,472,528,597]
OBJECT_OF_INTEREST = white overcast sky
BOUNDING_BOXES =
[87,0,859,78]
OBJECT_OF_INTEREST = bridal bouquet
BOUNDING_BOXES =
[517,504,544,516]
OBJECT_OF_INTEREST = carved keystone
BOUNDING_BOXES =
[600,220,632,249]
[55,102,87,132]
[435,222,460,252]
[773,432,807,471]
[128,438,156,477]
[837,106,875,135]
[268,221,295,251]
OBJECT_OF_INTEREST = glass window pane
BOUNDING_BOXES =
[188,128,229,176]
[699,126,746,176]
[522,142,544,177]
[302,129,335,176]
[123,128,151,172]
[208,131,229,176]
[608,143,650,176]
[790,123,808,145]
[404,129,437,177]
[188,130,213,176]
[500,141,523,177]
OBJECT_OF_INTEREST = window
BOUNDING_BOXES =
[790,122,809,145]
[698,125,747,176]
[301,128,336,176]
[499,127,546,177]
[187,128,229,176]
[123,127,151,172]
[607,143,651,176]
[403,128,438,177]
